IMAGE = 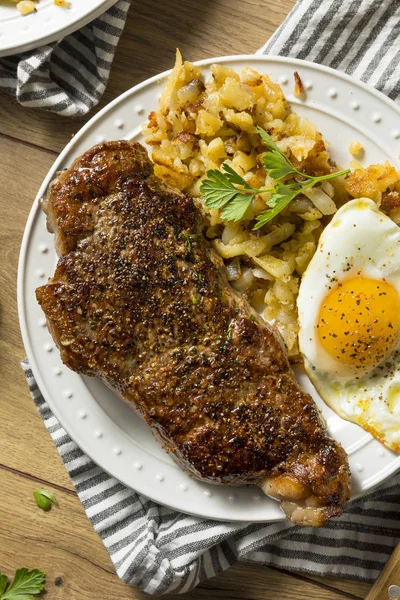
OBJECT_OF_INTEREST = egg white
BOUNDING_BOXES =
[297,198,400,452]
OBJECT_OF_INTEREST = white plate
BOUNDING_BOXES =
[0,0,118,57]
[18,56,400,522]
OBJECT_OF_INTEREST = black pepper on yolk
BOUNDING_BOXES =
[317,277,400,370]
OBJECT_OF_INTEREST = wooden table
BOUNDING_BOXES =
[0,1,376,598]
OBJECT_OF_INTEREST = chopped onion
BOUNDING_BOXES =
[252,267,273,281]
[231,267,254,292]
[302,186,337,215]
[222,223,240,245]
[321,180,334,197]
[225,257,241,281]
[289,197,314,213]
[176,79,205,105]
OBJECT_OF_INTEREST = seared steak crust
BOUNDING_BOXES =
[36,141,350,526]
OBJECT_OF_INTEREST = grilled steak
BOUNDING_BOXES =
[36,140,351,526]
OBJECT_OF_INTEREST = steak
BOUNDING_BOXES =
[36,140,351,526]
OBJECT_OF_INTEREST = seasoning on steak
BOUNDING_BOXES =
[36,140,351,526]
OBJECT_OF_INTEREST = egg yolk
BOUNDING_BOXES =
[317,277,400,370]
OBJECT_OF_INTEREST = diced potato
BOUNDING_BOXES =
[167,111,184,134]
[187,178,203,197]
[224,109,256,133]
[269,98,288,119]
[143,51,400,360]
[17,0,36,14]
[277,135,316,161]
[196,110,223,136]
[240,67,263,86]
[295,241,317,274]
[253,255,293,279]
[218,79,255,111]
[153,164,193,190]
[346,162,400,202]
[299,209,323,221]
[211,64,240,85]
[188,158,204,178]
[273,280,294,304]
[349,141,363,156]
[206,137,226,162]
[302,220,321,236]
[297,117,317,137]
[159,49,183,113]
[232,151,257,173]
[212,237,270,259]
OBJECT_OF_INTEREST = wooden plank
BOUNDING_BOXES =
[0,466,351,600]
[197,563,355,600]
[365,544,400,600]
[0,0,295,153]
[0,135,73,490]
[307,574,373,599]
[0,466,146,599]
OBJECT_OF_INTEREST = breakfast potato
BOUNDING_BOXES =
[143,51,400,359]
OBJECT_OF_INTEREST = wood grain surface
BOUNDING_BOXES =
[365,543,400,600]
[0,1,376,598]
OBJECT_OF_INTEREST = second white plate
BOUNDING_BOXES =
[0,0,119,57]
[18,55,400,522]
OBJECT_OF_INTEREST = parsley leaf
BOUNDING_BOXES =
[200,162,275,221]
[200,163,262,221]
[221,195,253,221]
[33,489,56,512]
[200,169,252,211]
[0,569,45,600]
[256,126,285,154]
[221,163,254,189]
[262,151,295,180]
[253,184,301,229]
[257,126,312,180]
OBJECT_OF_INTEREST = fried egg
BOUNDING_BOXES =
[297,198,400,452]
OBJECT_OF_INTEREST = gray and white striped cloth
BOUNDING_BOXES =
[22,0,400,595]
[0,0,130,117]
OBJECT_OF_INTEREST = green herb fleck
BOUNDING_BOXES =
[250,315,258,323]
[185,236,192,252]
[0,568,45,600]
[33,489,56,512]
[191,295,199,305]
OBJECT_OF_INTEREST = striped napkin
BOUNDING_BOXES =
[22,0,400,595]
[0,0,130,117]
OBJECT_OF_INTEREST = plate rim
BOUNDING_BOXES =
[0,0,120,58]
[18,54,400,522]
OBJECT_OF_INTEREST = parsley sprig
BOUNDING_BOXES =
[0,568,45,600]
[200,126,349,230]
